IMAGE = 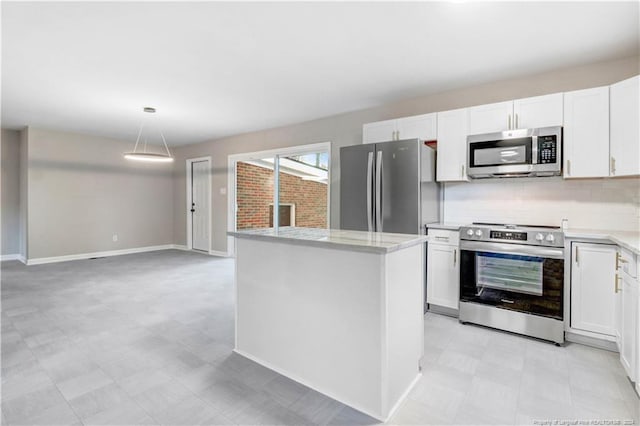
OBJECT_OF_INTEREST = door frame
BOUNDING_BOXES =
[227,142,331,256]
[186,156,212,253]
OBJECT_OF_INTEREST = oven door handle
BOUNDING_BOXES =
[459,240,564,260]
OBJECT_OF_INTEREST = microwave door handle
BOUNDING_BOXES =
[366,152,374,232]
[376,150,383,231]
[531,135,538,164]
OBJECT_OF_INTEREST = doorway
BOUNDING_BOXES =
[186,157,211,253]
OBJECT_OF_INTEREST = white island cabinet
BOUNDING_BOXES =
[228,227,427,421]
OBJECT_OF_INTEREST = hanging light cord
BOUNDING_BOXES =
[160,131,172,157]
[132,123,144,153]
[130,122,171,157]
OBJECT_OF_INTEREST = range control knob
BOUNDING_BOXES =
[467,229,474,237]
[475,229,483,237]
[545,234,555,243]
[535,233,544,242]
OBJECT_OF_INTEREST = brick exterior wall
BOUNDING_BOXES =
[236,162,327,229]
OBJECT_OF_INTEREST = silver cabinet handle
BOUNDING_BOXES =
[508,114,511,130]
[515,113,519,129]
[376,150,383,231]
[366,151,374,232]
[461,164,465,178]
[434,236,450,241]
[566,160,571,176]
[575,246,579,265]
[453,249,457,266]
[616,251,628,270]
[615,274,621,293]
[611,157,616,175]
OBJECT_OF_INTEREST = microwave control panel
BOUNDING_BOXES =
[538,135,557,164]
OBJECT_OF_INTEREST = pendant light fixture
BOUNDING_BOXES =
[123,107,174,163]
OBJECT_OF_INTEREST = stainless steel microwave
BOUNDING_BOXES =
[467,126,562,179]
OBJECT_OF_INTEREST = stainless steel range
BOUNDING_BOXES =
[458,223,565,344]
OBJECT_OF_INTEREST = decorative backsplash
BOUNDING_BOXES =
[443,177,640,232]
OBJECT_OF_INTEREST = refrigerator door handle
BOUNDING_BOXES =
[366,151,374,232]
[376,150,383,231]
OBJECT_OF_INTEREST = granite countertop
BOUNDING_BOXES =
[564,228,640,255]
[424,222,467,231]
[227,227,428,254]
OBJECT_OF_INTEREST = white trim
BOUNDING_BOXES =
[25,244,184,266]
[186,156,212,253]
[209,250,230,258]
[227,142,332,256]
[1,254,21,262]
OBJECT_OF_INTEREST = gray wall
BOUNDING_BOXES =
[173,55,640,254]
[1,129,21,255]
[19,128,28,259]
[26,128,175,259]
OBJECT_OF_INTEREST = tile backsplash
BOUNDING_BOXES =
[443,177,640,232]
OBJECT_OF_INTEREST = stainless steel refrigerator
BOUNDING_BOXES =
[340,138,440,235]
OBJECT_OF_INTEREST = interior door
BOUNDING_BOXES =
[377,139,420,234]
[191,160,210,252]
[340,144,375,232]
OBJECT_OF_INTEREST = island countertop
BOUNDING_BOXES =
[227,227,427,254]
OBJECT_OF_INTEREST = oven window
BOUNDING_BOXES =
[469,137,532,167]
[476,252,543,296]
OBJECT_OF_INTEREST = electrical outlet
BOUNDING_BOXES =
[112,234,118,242]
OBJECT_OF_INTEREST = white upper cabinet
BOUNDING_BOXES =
[436,108,469,182]
[467,101,513,135]
[396,113,437,141]
[513,93,564,129]
[468,94,563,135]
[563,86,610,178]
[363,119,397,144]
[363,113,436,144]
[610,75,640,177]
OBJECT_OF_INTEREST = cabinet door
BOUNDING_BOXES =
[563,86,610,178]
[436,108,469,182]
[426,243,459,310]
[620,273,638,381]
[570,243,617,336]
[363,120,396,144]
[396,113,437,141]
[610,75,640,177]
[467,101,513,135]
[513,93,563,129]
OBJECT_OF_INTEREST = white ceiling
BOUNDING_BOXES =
[2,2,638,146]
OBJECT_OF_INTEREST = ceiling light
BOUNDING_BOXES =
[124,107,174,163]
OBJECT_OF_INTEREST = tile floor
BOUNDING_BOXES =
[1,250,638,425]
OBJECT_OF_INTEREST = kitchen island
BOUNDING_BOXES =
[227,227,427,421]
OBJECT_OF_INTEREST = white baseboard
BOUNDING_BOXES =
[209,250,230,258]
[1,254,21,262]
[26,244,179,266]
[173,245,189,251]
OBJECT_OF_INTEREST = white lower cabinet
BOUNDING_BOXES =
[619,271,638,381]
[570,242,617,337]
[616,248,638,383]
[426,230,459,311]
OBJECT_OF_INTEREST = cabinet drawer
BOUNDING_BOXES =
[618,248,637,278]
[428,229,459,246]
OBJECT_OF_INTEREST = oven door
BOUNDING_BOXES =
[459,241,564,320]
